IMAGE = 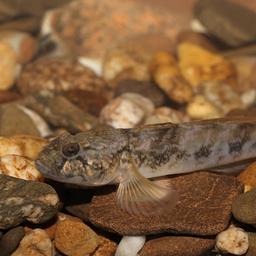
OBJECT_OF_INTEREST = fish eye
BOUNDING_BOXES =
[62,143,80,158]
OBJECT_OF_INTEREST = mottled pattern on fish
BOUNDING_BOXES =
[36,119,256,215]
[129,120,256,177]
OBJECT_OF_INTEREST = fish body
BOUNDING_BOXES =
[36,119,256,214]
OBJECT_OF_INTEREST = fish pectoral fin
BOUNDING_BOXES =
[116,158,178,215]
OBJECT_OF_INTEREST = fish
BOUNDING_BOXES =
[35,118,256,215]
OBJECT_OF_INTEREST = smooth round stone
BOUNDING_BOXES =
[0,226,25,256]
[232,188,256,224]
[194,0,256,47]
[216,226,249,255]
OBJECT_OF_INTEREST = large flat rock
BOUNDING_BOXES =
[89,172,243,236]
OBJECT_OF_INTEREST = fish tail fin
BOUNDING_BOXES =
[116,157,178,215]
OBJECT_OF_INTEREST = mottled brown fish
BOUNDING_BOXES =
[36,119,256,214]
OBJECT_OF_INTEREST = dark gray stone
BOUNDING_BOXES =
[194,0,256,47]
[0,174,60,229]
[0,226,25,256]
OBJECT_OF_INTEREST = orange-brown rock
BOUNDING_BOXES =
[0,41,19,91]
[93,236,117,256]
[153,63,193,104]
[178,43,236,87]
[176,30,218,52]
[238,162,256,192]
[47,0,181,59]
[55,219,99,256]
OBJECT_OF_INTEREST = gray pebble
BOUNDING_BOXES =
[194,0,256,47]
[0,226,25,256]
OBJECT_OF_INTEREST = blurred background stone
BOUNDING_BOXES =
[0,0,73,33]
[194,0,256,47]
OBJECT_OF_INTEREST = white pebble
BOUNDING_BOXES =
[216,226,249,255]
[100,93,154,128]
[115,236,146,256]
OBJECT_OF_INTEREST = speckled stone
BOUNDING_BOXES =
[139,236,215,256]
[0,226,25,256]
[55,219,99,256]
[0,174,59,229]
[17,57,108,95]
[89,172,243,236]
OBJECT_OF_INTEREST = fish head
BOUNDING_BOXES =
[36,130,124,186]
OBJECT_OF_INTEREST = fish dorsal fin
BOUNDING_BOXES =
[116,157,178,215]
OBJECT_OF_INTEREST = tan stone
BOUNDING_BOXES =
[55,219,99,256]
[11,229,54,256]
[178,43,236,87]
[186,95,223,120]
[198,81,244,115]
[43,212,83,240]
[0,30,38,64]
[230,56,256,93]
[0,155,43,181]
[0,41,19,90]
[175,30,218,52]
[145,107,190,125]
[150,51,177,73]
[153,64,193,104]
[0,135,47,160]
[103,47,150,86]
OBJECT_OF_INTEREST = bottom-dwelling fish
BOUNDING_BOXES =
[35,119,256,214]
